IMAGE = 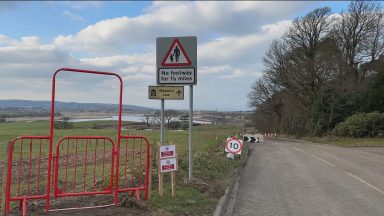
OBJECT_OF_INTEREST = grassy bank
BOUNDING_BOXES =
[0,121,247,215]
[304,136,384,147]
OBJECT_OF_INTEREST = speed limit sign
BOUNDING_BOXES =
[225,137,243,155]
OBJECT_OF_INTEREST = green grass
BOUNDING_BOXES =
[0,121,247,215]
[149,186,215,216]
[293,136,384,147]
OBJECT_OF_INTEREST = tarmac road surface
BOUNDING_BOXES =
[231,139,384,216]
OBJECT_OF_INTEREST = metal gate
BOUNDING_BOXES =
[4,68,151,215]
[115,136,150,201]
[5,136,51,215]
[54,137,115,197]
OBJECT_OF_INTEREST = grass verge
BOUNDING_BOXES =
[283,135,384,147]
[0,121,247,215]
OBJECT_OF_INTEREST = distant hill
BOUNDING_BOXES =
[0,99,154,112]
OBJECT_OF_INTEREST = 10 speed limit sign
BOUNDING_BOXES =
[225,137,243,155]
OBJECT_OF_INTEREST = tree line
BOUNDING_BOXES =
[248,1,384,137]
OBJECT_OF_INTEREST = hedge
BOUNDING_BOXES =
[333,112,384,137]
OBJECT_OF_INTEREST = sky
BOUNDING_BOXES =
[0,1,351,111]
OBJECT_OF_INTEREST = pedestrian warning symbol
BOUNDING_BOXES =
[161,38,192,67]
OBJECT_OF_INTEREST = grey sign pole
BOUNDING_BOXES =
[156,36,197,183]
[160,99,164,144]
[189,85,193,182]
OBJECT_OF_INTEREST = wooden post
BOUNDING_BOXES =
[171,143,177,197]
[157,142,164,197]
[1,142,11,216]
[171,172,175,197]
[159,173,164,197]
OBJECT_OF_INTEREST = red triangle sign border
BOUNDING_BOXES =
[161,38,192,67]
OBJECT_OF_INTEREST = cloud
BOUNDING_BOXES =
[0,35,157,103]
[53,1,309,54]
[198,20,291,70]
[0,34,15,46]
[62,10,86,22]
[219,70,244,79]
[200,65,232,75]
[0,17,292,109]
[61,1,102,10]
[1,1,329,110]
[79,53,156,82]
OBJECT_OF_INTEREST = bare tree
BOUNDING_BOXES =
[150,110,179,128]
[164,110,179,128]
[249,2,384,136]
[144,113,152,127]
[248,76,278,108]
[249,7,342,135]
[333,0,383,87]
[261,7,336,107]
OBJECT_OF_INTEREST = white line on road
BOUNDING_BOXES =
[347,172,384,195]
[312,154,336,167]
[293,147,304,152]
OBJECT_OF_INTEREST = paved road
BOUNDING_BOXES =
[231,139,384,216]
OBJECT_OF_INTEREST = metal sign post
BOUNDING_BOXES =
[189,85,193,181]
[156,36,197,183]
[160,99,164,144]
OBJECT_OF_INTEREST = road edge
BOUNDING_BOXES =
[213,144,249,216]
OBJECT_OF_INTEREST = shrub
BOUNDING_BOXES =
[54,121,74,129]
[181,123,189,130]
[168,121,182,130]
[333,112,384,137]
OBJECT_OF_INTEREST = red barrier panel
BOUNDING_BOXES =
[4,68,152,215]
[54,136,115,199]
[5,136,51,214]
[115,136,150,202]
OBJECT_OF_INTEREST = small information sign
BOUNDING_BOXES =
[148,86,184,100]
[159,145,176,159]
[160,158,178,173]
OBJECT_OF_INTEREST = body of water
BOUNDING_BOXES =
[69,115,145,123]
[69,115,212,124]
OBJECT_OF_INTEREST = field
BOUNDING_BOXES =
[0,120,246,215]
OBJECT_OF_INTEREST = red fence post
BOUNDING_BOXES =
[1,141,10,216]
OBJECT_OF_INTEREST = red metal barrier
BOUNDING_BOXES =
[54,137,115,198]
[4,68,152,215]
[115,136,150,202]
[5,136,50,214]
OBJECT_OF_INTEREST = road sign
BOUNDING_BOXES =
[158,68,195,84]
[243,134,263,143]
[243,134,258,143]
[225,137,243,155]
[160,158,178,173]
[161,38,192,66]
[157,36,197,85]
[148,86,184,100]
[159,145,176,159]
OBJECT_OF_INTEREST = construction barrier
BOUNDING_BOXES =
[5,136,51,214]
[54,136,115,198]
[3,68,151,215]
[263,132,278,139]
[116,136,150,201]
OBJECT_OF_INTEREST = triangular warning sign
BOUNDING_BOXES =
[161,38,192,67]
